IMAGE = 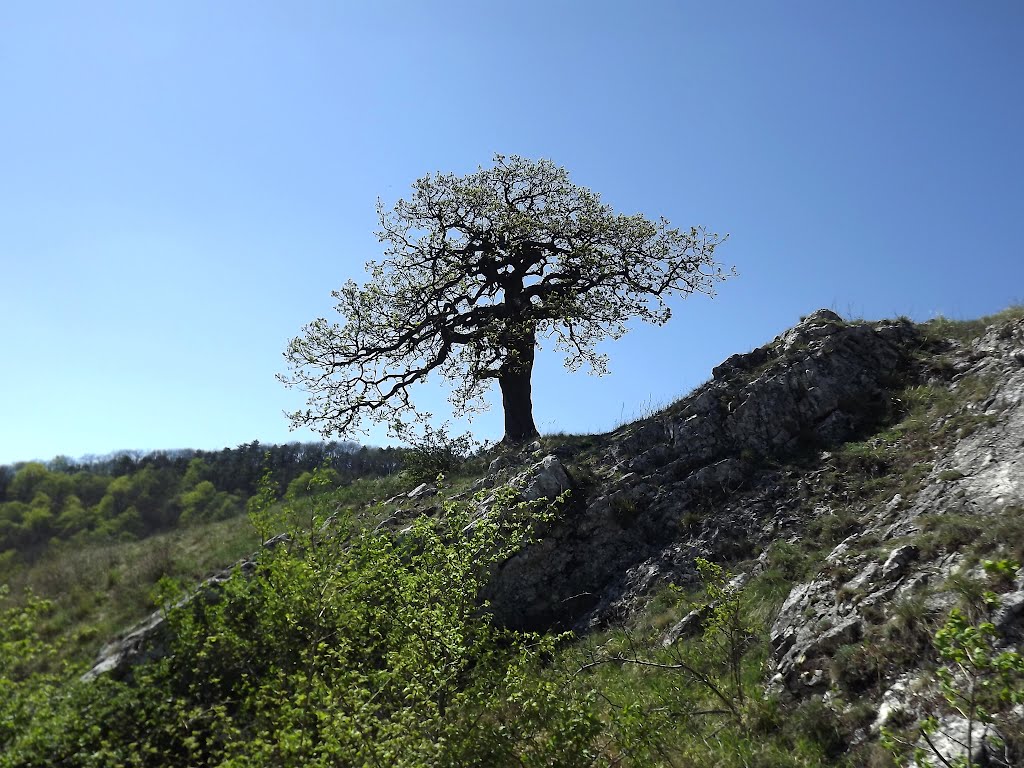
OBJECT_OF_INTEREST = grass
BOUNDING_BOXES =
[916,505,1024,563]
[1,513,260,665]
[611,394,677,430]
[555,563,856,767]
[919,305,1024,346]
[787,365,1002,528]
[538,429,600,446]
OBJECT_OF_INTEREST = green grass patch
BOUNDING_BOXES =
[919,305,1024,346]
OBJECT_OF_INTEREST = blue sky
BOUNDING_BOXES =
[1,1,1022,464]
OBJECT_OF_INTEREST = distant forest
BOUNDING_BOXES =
[0,441,404,559]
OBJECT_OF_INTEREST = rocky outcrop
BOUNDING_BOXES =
[488,310,920,630]
[484,310,1024,760]
[769,316,1024,685]
[760,314,1024,762]
[917,716,1004,768]
[84,558,259,681]
[518,455,573,503]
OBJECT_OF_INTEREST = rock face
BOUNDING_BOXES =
[766,315,1024,699]
[917,716,1003,768]
[484,309,1024,761]
[518,455,573,503]
[83,610,170,681]
[84,558,258,681]
[488,310,920,630]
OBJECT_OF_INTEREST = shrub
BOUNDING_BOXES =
[3,476,600,766]
[395,423,482,485]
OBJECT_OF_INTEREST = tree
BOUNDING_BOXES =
[882,561,1024,768]
[282,154,731,443]
[0,586,68,760]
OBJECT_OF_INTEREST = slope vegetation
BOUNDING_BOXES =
[3,308,1024,767]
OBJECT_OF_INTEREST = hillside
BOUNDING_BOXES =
[3,308,1024,767]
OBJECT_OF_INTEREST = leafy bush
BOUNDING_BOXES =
[2,475,600,767]
[0,587,73,764]
[395,423,483,485]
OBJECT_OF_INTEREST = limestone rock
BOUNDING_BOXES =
[488,455,513,474]
[85,551,260,680]
[881,544,919,581]
[488,313,922,630]
[777,309,846,353]
[915,716,1002,767]
[82,611,171,681]
[519,455,572,502]
[871,674,913,733]
[662,609,705,646]
[407,482,437,500]
[993,590,1024,638]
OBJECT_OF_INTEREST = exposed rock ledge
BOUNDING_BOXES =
[488,310,920,630]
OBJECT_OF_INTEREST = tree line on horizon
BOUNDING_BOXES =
[0,440,405,559]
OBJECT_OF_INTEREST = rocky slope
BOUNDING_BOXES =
[484,308,1024,764]
[88,308,1024,765]
[487,309,919,630]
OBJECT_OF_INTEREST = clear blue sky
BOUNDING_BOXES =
[1,1,1022,465]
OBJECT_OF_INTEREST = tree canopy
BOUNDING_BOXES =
[282,155,731,442]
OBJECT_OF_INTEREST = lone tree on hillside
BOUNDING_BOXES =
[281,155,731,443]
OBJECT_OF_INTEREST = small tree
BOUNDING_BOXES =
[883,561,1024,768]
[0,586,68,760]
[394,422,481,485]
[282,154,730,443]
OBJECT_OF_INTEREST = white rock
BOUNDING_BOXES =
[871,675,911,733]
[915,715,999,767]
[407,482,437,500]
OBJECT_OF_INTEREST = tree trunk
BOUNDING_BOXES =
[499,366,539,443]
[498,325,540,443]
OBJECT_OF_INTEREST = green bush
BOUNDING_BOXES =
[0,586,73,763]
[3,477,600,767]
[395,423,482,485]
